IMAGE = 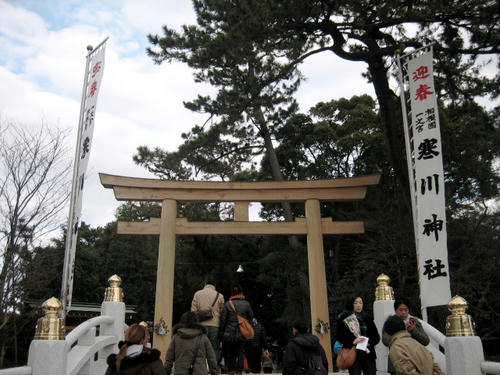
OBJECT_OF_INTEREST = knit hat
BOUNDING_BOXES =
[383,315,406,336]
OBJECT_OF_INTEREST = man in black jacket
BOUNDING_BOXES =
[282,321,328,375]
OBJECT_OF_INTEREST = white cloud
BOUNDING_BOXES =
[0,66,78,127]
[0,0,379,229]
[297,52,375,111]
[0,2,48,70]
[119,0,197,35]
[0,0,208,228]
[0,2,47,39]
[5,0,495,231]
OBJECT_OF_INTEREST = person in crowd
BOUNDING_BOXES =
[383,315,441,375]
[164,311,219,375]
[245,317,269,373]
[282,320,328,375]
[219,285,254,375]
[382,298,430,374]
[262,349,274,374]
[191,278,225,355]
[106,323,165,375]
[335,296,380,375]
[272,330,288,369]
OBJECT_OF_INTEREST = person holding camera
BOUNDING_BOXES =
[382,315,440,375]
[382,298,430,374]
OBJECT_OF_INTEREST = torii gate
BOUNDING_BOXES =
[100,173,380,369]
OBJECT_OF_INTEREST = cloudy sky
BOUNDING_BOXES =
[0,0,410,231]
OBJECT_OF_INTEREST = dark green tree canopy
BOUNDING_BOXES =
[147,0,498,190]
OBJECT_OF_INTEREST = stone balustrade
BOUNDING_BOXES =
[1,274,499,375]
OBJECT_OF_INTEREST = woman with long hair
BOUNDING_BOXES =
[219,285,254,375]
[164,311,219,375]
[106,323,165,375]
[335,296,380,375]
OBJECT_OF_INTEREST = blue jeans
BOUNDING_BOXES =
[206,325,220,359]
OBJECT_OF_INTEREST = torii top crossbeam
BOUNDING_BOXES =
[99,173,380,202]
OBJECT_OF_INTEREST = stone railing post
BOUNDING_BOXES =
[444,296,484,375]
[99,274,126,359]
[373,273,395,373]
[27,297,69,375]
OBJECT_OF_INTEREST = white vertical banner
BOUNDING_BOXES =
[401,46,451,309]
[60,38,108,318]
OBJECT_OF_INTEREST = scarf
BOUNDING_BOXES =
[230,293,245,299]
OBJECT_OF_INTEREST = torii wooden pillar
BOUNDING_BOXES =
[100,173,380,370]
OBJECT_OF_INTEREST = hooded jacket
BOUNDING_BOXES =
[105,345,165,375]
[164,322,219,375]
[282,333,328,375]
[388,330,441,375]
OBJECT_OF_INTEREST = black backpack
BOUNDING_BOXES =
[302,348,327,375]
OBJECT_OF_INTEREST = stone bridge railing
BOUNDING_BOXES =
[0,275,125,375]
[373,273,500,375]
[1,274,500,375]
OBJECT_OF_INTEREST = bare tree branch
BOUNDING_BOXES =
[0,118,71,332]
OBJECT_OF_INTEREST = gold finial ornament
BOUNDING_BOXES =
[104,274,124,302]
[446,295,475,336]
[34,297,65,340]
[375,273,394,301]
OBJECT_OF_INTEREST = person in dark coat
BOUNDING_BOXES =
[164,311,219,375]
[245,318,269,373]
[106,323,165,375]
[282,320,328,375]
[219,285,254,375]
[335,296,380,375]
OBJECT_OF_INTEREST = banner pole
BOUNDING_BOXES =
[59,45,93,319]
[395,52,419,245]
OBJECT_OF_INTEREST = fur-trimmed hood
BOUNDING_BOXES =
[172,322,207,337]
[106,346,161,372]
